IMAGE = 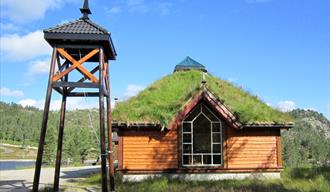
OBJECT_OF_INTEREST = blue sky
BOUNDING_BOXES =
[0,0,329,119]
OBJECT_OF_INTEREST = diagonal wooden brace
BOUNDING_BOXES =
[52,48,99,83]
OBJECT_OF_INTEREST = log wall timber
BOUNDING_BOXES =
[119,127,282,172]
[226,127,280,169]
[121,131,178,170]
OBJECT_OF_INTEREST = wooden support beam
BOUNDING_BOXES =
[104,63,109,93]
[53,87,64,95]
[53,74,69,192]
[67,65,99,93]
[53,95,67,192]
[55,55,69,82]
[32,47,57,192]
[106,62,115,191]
[56,55,61,71]
[104,91,109,98]
[52,48,99,83]
[52,81,99,89]
[98,47,108,192]
[67,92,100,97]
[54,64,69,192]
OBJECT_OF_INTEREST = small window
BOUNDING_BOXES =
[212,123,221,132]
[183,133,191,143]
[183,144,192,153]
[183,155,192,165]
[182,123,191,132]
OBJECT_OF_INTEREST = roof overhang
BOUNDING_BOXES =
[243,123,294,129]
[44,33,117,60]
[112,122,163,134]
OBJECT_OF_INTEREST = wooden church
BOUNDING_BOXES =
[112,57,293,181]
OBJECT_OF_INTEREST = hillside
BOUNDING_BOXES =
[282,109,330,167]
[1,102,329,167]
[0,102,101,164]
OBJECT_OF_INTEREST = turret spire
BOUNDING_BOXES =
[80,0,92,19]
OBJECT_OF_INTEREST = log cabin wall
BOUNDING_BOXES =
[118,126,282,172]
[225,127,281,169]
[120,130,178,170]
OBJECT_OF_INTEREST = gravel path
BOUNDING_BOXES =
[0,166,101,192]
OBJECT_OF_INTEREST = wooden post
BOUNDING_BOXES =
[32,47,57,192]
[53,94,67,191]
[53,63,69,192]
[106,62,115,191]
[99,47,108,192]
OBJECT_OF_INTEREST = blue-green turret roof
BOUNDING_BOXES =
[174,56,207,72]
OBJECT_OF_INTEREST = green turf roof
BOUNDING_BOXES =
[112,70,292,126]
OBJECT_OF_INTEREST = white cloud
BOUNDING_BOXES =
[24,59,51,83]
[0,0,78,23]
[0,23,19,32]
[29,59,50,75]
[124,84,145,98]
[276,100,296,112]
[18,97,99,111]
[108,6,122,14]
[127,0,149,13]
[18,99,45,109]
[0,30,51,61]
[0,87,24,97]
[159,2,173,16]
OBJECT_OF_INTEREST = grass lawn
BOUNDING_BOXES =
[67,166,330,192]
[0,143,37,159]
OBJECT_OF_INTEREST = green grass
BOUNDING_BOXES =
[0,144,37,159]
[76,167,330,192]
[113,70,292,126]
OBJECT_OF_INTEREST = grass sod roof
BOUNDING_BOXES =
[112,70,292,127]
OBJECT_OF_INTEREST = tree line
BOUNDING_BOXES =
[1,102,329,167]
[0,102,100,165]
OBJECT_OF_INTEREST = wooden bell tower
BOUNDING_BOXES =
[32,0,116,191]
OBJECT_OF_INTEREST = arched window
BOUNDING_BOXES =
[181,102,223,166]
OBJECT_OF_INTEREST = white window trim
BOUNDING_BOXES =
[181,103,223,167]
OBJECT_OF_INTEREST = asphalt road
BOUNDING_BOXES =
[0,165,101,192]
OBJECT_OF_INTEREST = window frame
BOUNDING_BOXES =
[181,102,223,167]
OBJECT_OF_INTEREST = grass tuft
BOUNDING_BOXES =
[78,167,330,192]
[28,159,330,191]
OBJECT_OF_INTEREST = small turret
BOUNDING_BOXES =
[174,56,207,73]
